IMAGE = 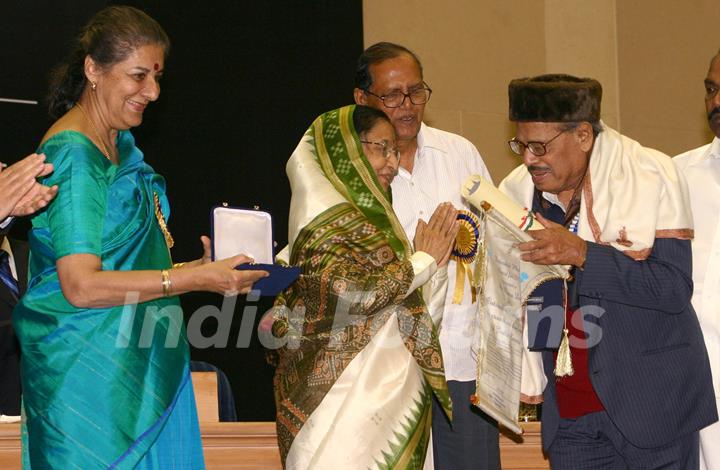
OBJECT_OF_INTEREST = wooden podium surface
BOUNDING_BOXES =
[0,373,548,468]
[500,422,550,470]
[0,421,548,469]
[0,421,283,469]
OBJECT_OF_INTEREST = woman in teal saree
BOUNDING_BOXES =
[13,6,266,469]
[270,105,458,469]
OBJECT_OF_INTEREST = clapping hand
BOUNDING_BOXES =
[0,153,58,219]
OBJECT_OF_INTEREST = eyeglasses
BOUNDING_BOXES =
[508,129,568,156]
[363,84,433,108]
[360,140,400,162]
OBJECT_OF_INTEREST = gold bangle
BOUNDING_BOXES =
[161,269,172,297]
[172,262,186,269]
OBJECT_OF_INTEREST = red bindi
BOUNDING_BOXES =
[153,63,159,71]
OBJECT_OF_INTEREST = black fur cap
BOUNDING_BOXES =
[508,74,602,122]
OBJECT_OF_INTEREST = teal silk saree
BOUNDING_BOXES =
[14,131,203,469]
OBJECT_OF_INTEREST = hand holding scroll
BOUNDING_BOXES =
[517,213,587,267]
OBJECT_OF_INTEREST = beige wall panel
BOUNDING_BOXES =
[423,107,463,136]
[621,124,711,157]
[363,0,546,112]
[544,0,620,129]
[363,1,717,174]
[461,110,521,182]
[363,0,546,181]
[617,0,720,155]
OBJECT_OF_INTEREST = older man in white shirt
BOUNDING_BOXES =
[675,50,720,470]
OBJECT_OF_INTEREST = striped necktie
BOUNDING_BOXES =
[0,249,19,298]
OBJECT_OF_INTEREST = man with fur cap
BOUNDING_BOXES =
[499,74,717,468]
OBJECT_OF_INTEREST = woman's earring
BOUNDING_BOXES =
[90,81,97,91]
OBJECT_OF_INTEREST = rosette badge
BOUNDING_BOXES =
[452,211,480,262]
[451,210,481,304]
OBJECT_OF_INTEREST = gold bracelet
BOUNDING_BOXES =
[172,262,186,269]
[161,269,172,297]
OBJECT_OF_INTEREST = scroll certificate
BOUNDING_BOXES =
[461,175,568,434]
[462,174,542,231]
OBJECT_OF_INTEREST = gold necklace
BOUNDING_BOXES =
[75,103,173,249]
[75,102,113,161]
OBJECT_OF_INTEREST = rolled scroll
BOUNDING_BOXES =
[461,175,541,231]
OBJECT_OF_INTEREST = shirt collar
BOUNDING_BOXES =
[1,237,17,280]
[685,137,720,168]
[1,237,12,255]
[541,191,567,212]
[416,122,449,157]
[709,136,720,159]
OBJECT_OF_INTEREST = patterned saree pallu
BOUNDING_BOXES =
[272,105,451,469]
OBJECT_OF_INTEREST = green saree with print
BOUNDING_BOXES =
[270,106,451,469]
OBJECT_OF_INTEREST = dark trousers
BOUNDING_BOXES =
[549,411,700,469]
[0,322,21,415]
[431,380,500,470]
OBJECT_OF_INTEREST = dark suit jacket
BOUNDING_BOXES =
[536,238,718,450]
[0,238,28,415]
[527,193,718,450]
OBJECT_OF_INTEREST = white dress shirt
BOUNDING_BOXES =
[391,123,493,381]
[675,138,720,470]
[675,138,720,398]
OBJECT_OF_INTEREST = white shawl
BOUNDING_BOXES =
[500,125,693,259]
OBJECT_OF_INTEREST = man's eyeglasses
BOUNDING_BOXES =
[360,140,400,162]
[508,129,568,157]
[363,84,432,108]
